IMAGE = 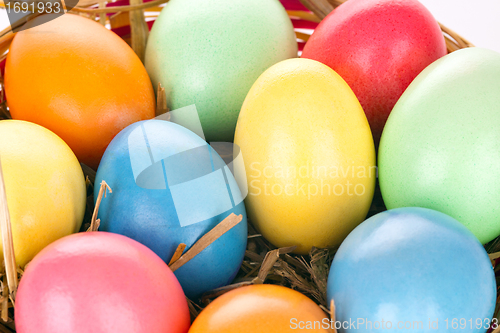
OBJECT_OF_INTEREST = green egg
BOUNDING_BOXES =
[145,0,297,141]
[379,47,500,244]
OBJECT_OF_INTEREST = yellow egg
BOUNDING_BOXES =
[0,120,86,267]
[234,58,375,253]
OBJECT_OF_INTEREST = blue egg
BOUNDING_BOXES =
[95,119,247,299]
[327,207,496,333]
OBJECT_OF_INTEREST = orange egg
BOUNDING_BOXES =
[189,284,332,333]
[5,14,155,169]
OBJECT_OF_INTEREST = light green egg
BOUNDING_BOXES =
[379,47,500,244]
[145,0,298,141]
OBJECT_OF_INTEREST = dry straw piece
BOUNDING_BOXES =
[0,158,17,304]
[0,157,22,332]
[168,243,187,266]
[128,0,149,61]
[330,299,337,333]
[87,180,112,232]
[169,213,243,272]
[156,83,169,117]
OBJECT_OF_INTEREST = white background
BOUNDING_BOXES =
[0,0,498,52]
[418,0,500,53]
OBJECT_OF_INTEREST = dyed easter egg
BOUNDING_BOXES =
[234,58,375,254]
[95,119,247,298]
[189,284,331,333]
[302,0,447,144]
[327,207,496,333]
[379,48,500,244]
[145,0,297,142]
[0,120,86,267]
[15,232,190,333]
[5,14,155,169]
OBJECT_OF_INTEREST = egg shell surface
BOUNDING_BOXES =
[189,284,332,333]
[15,232,190,333]
[95,120,247,298]
[379,47,500,244]
[327,207,496,333]
[0,120,86,267]
[302,0,447,144]
[234,58,375,254]
[145,0,298,142]
[5,13,155,169]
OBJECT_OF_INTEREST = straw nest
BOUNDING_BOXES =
[0,0,496,332]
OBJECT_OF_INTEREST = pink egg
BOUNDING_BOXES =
[15,232,190,333]
[302,0,447,145]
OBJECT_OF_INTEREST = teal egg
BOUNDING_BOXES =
[145,0,297,142]
[379,47,500,244]
[328,208,496,333]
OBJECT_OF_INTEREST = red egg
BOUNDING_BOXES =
[302,0,447,144]
[15,232,190,333]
